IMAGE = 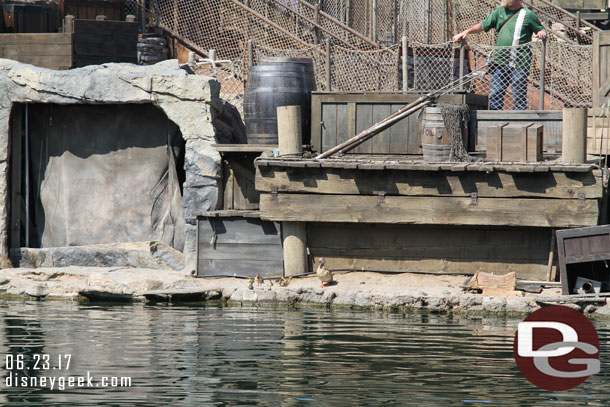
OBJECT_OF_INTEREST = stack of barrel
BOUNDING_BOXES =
[244,57,316,145]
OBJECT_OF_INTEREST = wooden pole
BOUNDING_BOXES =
[372,0,377,43]
[326,38,331,91]
[247,39,254,67]
[64,15,75,33]
[402,36,408,92]
[314,4,321,44]
[459,39,465,91]
[539,38,546,110]
[283,222,308,276]
[277,106,303,157]
[562,108,587,163]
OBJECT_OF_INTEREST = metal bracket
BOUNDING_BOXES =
[271,185,279,201]
[578,192,586,208]
[470,192,478,206]
[374,190,385,203]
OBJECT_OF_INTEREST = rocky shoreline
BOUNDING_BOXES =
[2,267,610,317]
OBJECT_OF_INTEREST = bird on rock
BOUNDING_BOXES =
[316,258,333,287]
[255,274,264,286]
[267,279,274,287]
[247,277,254,290]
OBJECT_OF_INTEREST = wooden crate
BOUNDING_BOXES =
[486,123,543,162]
[474,110,561,153]
[196,212,283,277]
[311,92,488,155]
[1,3,59,33]
[222,157,260,211]
[557,225,610,295]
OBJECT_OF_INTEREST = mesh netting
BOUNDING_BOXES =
[145,0,595,113]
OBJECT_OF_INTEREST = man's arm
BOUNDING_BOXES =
[452,23,484,42]
[530,11,547,39]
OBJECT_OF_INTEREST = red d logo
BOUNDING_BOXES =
[513,305,600,391]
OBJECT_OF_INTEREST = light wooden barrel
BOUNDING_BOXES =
[421,107,450,162]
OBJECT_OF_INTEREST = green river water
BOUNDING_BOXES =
[0,300,609,406]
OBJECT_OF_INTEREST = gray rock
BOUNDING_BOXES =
[25,283,49,298]
[0,59,234,270]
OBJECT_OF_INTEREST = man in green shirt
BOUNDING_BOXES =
[452,0,547,110]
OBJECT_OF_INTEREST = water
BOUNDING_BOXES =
[0,300,609,406]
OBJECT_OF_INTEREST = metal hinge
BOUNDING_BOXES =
[374,190,385,203]
[470,192,478,206]
[271,185,279,201]
[578,192,585,208]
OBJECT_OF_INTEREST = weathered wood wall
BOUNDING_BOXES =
[196,214,283,277]
[72,19,137,67]
[64,0,125,21]
[308,223,553,280]
[222,158,260,210]
[311,92,488,155]
[0,33,72,69]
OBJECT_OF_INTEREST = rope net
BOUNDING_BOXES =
[146,0,595,114]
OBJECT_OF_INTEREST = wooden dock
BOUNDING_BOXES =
[251,156,606,280]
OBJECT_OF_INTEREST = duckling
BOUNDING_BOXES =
[267,279,274,287]
[316,258,333,287]
[278,276,288,287]
[247,277,254,290]
[255,274,264,286]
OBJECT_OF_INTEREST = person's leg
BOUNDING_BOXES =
[511,68,529,110]
[489,66,510,110]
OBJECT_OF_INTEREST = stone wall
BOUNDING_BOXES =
[0,58,227,272]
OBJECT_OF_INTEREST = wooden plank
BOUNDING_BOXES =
[213,144,278,152]
[5,55,72,69]
[197,259,283,277]
[198,217,282,245]
[336,103,348,146]
[308,223,550,260]
[255,166,603,198]
[199,243,283,260]
[321,103,337,153]
[0,44,73,57]
[260,194,599,227]
[372,103,391,154]
[354,103,373,154]
[0,33,72,45]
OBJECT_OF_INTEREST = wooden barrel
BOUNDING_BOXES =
[421,107,467,162]
[258,57,315,145]
[244,65,308,145]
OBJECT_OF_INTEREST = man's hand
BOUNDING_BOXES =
[536,30,547,40]
[452,32,468,42]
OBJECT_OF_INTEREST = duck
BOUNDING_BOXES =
[316,258,333,287]
[247,277,254,290]
[255,274,264,286]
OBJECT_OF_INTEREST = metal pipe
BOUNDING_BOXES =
[539,37,547,110]
[25,104,29,248]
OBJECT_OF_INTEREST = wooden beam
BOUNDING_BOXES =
[259,194,599,227]
[255,167,603,199]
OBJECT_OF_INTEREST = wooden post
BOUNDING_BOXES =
[95,15,107,21]
[546,229,556,282]
[459,39,465,90]
[372,0,377,42]
[402,36,408,92]
[562,108,587,163]
[325,38,331,91]
[277,106,303,156]
[247,40,254,67]
[539,38,546,110]
[126,14,136,23]
[283,222,308,276]
[314,5,321,44]
[576,11,581,30]
[64,15,75,33]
